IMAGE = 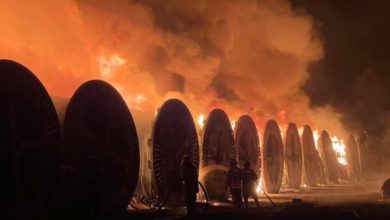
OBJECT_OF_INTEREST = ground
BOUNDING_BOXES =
[129,181,390,219]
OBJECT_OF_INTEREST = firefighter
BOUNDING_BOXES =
[241,161,260,208]
[181,154,199,215]
[227,159,243,208]
[381,178,390,201]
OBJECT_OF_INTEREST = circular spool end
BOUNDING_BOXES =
[319,130,339,183]
[0,60,61,217]
[63,80,140,216]
[152,99,199,207]
[234,115,260,175]
[285,123,302,189]
[302,125,324,186]
[262,120,284,194]
[346,134,360,179]
[202,108,236,168]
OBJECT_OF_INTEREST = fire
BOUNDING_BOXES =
[313,129,320,149]
[331,136,347,166]
[197,114,205,129]
[298,127,304,136]
[231,120,236,130]
[97,54,126,78]
[256,177,263,194]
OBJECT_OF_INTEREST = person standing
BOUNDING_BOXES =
[241,161,260,208]
[181,154,199,216]
[227,159,243,208]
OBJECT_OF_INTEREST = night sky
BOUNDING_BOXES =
[292,0,390,143]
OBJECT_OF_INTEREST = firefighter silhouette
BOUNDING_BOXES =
[181,154,198,215]
[227,159,243,208]
[241,161,260,208]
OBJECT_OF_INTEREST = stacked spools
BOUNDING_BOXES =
[0,60,362,218]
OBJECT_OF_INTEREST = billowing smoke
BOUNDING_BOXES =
[291,0,390,176]
[0,0,348,139]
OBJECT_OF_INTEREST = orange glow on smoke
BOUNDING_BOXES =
[98,54,126,78]
[0,0,350,162]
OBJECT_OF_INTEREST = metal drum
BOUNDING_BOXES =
[152,99,199,207]
[301,125,324,186]
[62,80,140,216]
[202,109,236,168]
[318,130,339,183]
[262,120,284,193]
[284,123,302,189]
[346,135,361,179]
[0,60,61,218]
[234,115,260,175]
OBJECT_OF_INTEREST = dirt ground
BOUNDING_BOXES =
[129,181,390,220]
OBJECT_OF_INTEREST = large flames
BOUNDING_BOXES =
[331,136,347,166]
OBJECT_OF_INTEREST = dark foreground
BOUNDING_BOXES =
[129,182,390,220]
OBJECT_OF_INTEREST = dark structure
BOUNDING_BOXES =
[0,60,61,218]
[284,123,302,189]
[318,130,339,183]
[346,135,361,179]
[262,120,284,193]
[200,109,235,201]
[381,178,390,200]
[234,115,261,176]
[202,109,236,168]
[302,125,325,186]
[62,80,140,217]
[152,99,199,207]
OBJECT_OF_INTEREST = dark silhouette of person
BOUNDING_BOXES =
[241,161,260,208]
[381,178,390,200]
[227,159,243,208]
[181,154,199,216]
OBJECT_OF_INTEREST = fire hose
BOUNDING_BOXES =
[155,180,276,212]
[155,181,209,213]
[262,190,277,208]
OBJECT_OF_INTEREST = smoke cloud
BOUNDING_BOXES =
[0,0,348,138]
[292,0,390,175]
